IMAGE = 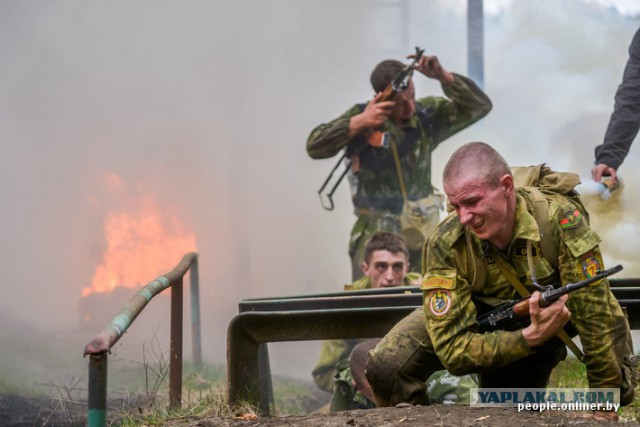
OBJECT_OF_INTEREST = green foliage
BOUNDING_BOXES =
[548,356,588,388]
[619,360,640,423]
[114,358,326,425]
[113,358,258,425]
[549,355,640,423]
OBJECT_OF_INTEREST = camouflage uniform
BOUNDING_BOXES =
[367,189,635,407]
[426,371,478,404]
[315,273,476,411]
[331,358,376,412]
[311,272,421,393]
[331,357,478,411]
[307,74,492,280]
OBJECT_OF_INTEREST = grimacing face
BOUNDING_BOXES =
[362,249,408,288]
[444,172,515,249]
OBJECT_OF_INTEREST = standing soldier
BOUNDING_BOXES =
[307,49,492,280]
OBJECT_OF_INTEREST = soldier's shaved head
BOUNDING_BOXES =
[443,142,511,188]
[443,141,516,249]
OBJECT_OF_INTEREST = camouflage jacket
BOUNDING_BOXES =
[422,189,627,390]
[312,272,422,392]
[306,74,492,214]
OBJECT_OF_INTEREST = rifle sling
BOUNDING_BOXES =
[490,248,585,362]
[390,138,408,203]
[390,113,434,204]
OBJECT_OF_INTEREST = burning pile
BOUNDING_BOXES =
[79,176,197,329]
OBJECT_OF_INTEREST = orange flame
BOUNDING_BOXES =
[82,192,197,297]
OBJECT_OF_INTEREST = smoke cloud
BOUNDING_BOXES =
[0,0,639,386]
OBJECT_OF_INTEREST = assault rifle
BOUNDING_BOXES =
[477,264,623,330]
[318,46,425,210]
[364,46,424,148]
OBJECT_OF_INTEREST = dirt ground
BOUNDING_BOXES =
[3,392,639,426]
[0,393,85,426]
[163,405,640,427]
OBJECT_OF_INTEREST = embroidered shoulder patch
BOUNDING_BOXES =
[427,289,452,319]
[580,251,602,280]
[559,209,583,229]
[423,276,453,289]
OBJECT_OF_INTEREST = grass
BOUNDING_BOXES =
[549,355,640,422]
[3,322,637,425]
[115,361,324,425]
[548,356,588,388]
[0,322,316,425]
[0,323,84,399]
[115,355,640,425]
[109,333,320,426]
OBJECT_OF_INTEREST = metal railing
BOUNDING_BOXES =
[83,252,201,427]
[227,279,640,415]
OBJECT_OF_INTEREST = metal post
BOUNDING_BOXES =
[169,279,183,409]
[400,0,409,49]
[189,256,202,370]
[227,307,415,414]
[257,343,274,413]
[467,0,484,89]
[84,253,198,422]
[87,352,108,427]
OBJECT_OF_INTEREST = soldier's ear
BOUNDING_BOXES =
[362,262,370,276]
[500,174,514,195]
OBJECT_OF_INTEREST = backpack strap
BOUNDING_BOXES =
[522,187,559,269]
[465,228,486,292]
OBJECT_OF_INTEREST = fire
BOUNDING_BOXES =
[82,187,197,298]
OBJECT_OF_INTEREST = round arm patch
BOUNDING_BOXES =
[427,289,453,319]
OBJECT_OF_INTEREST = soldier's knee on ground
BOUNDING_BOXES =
[365,342,428,407]
[365,344,395,406]
[365,309,436,407]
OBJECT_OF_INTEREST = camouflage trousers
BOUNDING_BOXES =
[330,356,478,412]
[365,307,567,407]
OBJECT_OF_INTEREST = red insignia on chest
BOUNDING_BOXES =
[559,209,582,229]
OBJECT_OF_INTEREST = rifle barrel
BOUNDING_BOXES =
[540,264,623,306]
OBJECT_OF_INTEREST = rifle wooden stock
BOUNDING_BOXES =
[364,46,424,148]
[512,300,530,318]
[365,84,400,148]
